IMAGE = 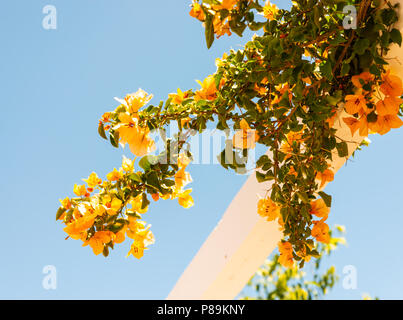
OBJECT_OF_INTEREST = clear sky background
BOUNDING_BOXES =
[0,0,402,300]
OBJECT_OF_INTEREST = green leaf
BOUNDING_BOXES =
[320,61,333,80]
[56,207,66,221]
[390,28,402,46]
[340,62,350,76]
[139,155,158,171]
[318,191,332,207]
[336,142,348,158]
[145,171,161,191]
[109,132,119,148]
[129,173,142,183]
[353,38,370,55]
[141,193,150,210]
[205,13,215,49]
[102,245,109,257]
[98,122,107,140]
[256,171,267,183]
[296,191,309,204]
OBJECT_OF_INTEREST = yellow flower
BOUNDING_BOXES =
[127,241,146,259]
[106,198,122,216]
[177,189,194,209]
[106,168,123,181]
[82,231,115,256]
[64,213,98,240]
[189,2,205,21]
[122,155,134,173]
[257,198,281,221]
[309,198,330,221]
[352,72,374,89]
[380,71,403,97]
[344,94,367,115]
[194,75,218,101]
[370,114,403,135]
[262,1,278,20]
[315,168,334,188]
[272,83,293,104]
[117,114,156,157]
[114,228,126,244]
[83,172,102,188]
[376,96,402,116]
[233,119,259,149]
[278,241,294,268]
[212,0,238,11]
[175,168,192,190]
[59,197,71,210]
[73,184,87,197]
[279,130,303,157]
[129,194,149,214]
[215,52,228,68]
[213,15,232,38]
[168,88,187,105]
[126,222,155,259]
[115,89,153,115]
[311,220,330,243]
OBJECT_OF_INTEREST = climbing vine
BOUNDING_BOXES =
[56,0,402,267]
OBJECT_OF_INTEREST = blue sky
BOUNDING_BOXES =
[0,0,402,299]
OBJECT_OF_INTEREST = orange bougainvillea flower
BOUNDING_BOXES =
[376,96,402,116]
[116,113,156,157]
[213,15,232,38]
[279,130,303,158]
[309,198,330,221]
[175,167,193,190]
[189,2,205,21]
[344,94,367,115]
[262,0,279,20]
[83,172,102,188]
[82,231,115,256]
[106,168,123,182]
[64,212,98,240]
[343,115,370,137]
[212,0,238,11]
[257,197,281,221]
[233,119,259,149]
[60,197,71,210]
[371,114,403,135]
[73,184,87,197]
[169,88,188,105]
[177,189,195,209]
[126,224,155,259]
[115,89,153,115]
[352,71,374,89]
[114,228,126,244]
[100,112,111,123]
[194,75,218,101]
[311,220,330,244]
[380,71,403,97]
[315,168,334,188]
[278,241,294,268]
[272,83,293,104]
[254,83,267,96]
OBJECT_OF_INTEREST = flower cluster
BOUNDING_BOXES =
[189,0,278,47]
[343,70,403,136]
[58,0,402,267]
[58,91,195,258]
